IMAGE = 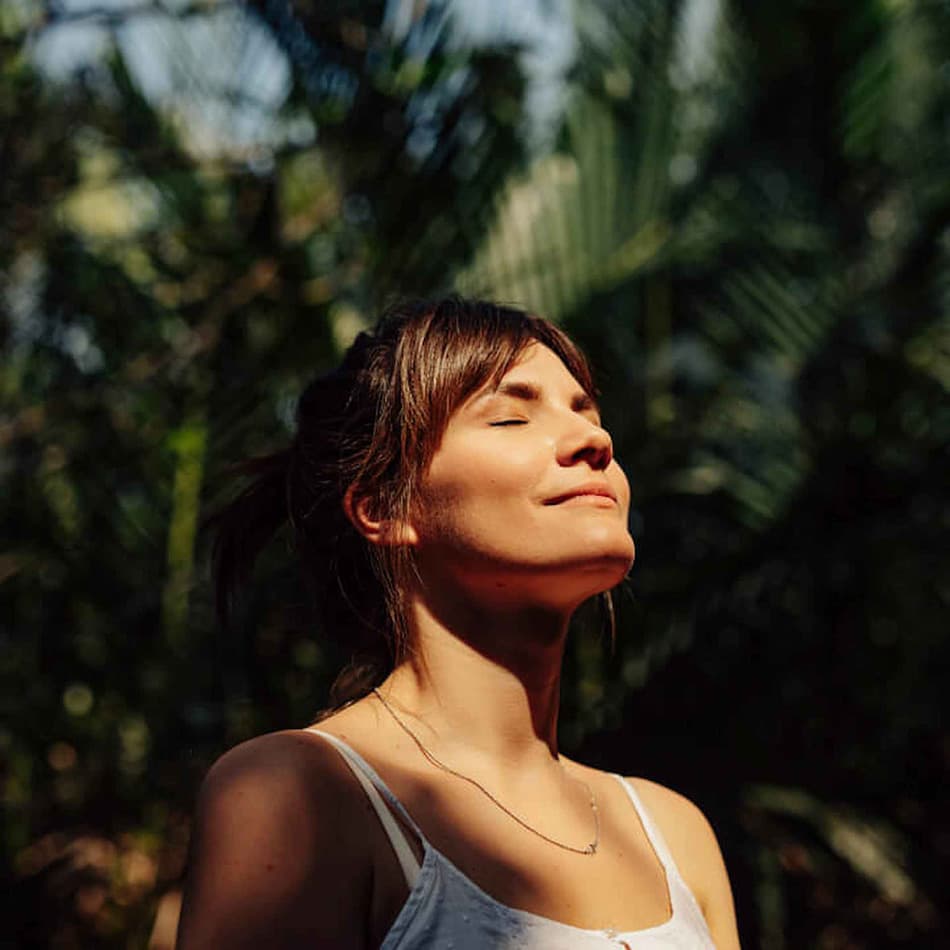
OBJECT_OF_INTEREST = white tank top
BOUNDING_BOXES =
[310,730,717,949]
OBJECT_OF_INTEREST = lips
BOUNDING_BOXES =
[544,483,618,505]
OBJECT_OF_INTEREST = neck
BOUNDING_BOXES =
[381,591,572,775]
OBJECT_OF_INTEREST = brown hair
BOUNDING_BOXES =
[210,295,597,710]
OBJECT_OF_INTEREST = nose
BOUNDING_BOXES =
[557,415,613,470]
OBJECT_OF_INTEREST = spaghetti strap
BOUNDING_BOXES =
[611,774,679,873]
[307,729,423,889]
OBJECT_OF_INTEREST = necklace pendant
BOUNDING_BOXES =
[373,688,601,856]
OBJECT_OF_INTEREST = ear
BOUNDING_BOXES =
[343,485,419,548]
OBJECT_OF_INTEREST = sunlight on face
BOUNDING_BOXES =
[410,344,635,610]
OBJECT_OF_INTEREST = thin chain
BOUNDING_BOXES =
[372,688,600,855]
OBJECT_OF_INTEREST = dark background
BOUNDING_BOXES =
[2,1,948,947]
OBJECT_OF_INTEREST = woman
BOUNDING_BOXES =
[177,297,740,949]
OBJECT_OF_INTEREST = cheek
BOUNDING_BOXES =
[610,461,632,507]
[432,439,543,499]
[414,448,543,542]
[411,466,486,543]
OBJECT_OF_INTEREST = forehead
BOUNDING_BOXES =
[497,342,586,387]
[465,343,592,407]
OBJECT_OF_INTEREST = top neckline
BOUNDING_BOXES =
[305,727,679,940]
[424,826,677,940]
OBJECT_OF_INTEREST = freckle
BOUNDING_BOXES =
[265,862,275,871]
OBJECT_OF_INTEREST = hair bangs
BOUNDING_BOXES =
[396,299,596,470]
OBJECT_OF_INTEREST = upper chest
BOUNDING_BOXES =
[363,764,676,947]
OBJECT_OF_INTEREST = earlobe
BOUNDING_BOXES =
[343,486,419,547]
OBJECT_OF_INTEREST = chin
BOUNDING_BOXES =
[581,528,636,575]
[592,552,634,591]
[594,539,635,586]
[550,543,635,606]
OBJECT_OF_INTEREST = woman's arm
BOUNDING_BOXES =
[630,778,741,950]
[176,733,371,950]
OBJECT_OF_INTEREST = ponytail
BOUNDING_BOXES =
[207,449,293,632]
[206,353,395,713]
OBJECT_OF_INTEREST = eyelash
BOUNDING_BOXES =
[489,415,603,428]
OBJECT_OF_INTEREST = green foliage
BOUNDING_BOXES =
[1,0,947,947]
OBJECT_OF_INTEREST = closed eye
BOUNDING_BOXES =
[489,420,528,427]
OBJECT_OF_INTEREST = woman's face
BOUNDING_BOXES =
[408,343,635,609]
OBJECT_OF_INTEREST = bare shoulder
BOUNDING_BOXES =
[193,728,377,873]
[177,731,371,950]
[200,729,349,801]
[193,729,366,847]
[627,776,718,854]
[627,777,741,950]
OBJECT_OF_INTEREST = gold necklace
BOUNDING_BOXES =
[371,688,600,855]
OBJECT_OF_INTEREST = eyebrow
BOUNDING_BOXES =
[475,381,600,413]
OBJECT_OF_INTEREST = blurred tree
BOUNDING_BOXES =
[2,1,531,944]
[1,0,947,947]
[460,1,949,945]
